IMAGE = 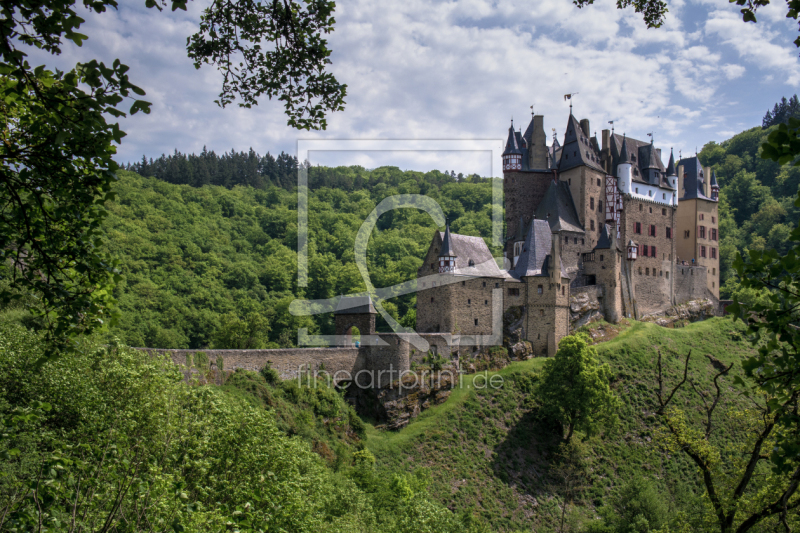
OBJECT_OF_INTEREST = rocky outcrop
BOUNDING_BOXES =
[644,298,717,327]
[570,287,603,329]
[504,307,533,359]
[375,371,456,430]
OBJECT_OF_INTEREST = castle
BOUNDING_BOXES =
[415,110,721,356]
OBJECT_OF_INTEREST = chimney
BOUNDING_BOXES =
[580,118,590,137]
[530,115,548,169]
[602,129,610,152]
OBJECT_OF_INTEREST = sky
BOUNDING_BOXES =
[26,0,800,178]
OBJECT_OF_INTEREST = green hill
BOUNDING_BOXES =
[366,317,763,531]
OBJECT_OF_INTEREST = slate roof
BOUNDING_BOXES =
[594,223,612,250]
[503,122,522,156]
[522,116,536,147]
[710,170,719,189]
[666,148,676,177]
[678,156,711,200]
[534,180,585,234]
[558,114,605,172]
[512,219,552,278]
[435,231,505,278]
[610,133,674,190]
[334,295,377,315]
[439,223,456,257]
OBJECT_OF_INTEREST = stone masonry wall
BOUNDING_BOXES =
[504,170,553,258]
[142,347,364,382]
[674,264,711,306]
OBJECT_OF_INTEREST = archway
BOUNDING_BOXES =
[345,325,361,347]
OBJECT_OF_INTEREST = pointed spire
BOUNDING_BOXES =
[502,120,522,156]
[439,219,456,258]
[710,170,719,188]
[619,134,630,164]
[666,148,676,177]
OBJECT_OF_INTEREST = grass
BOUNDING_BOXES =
[365,317,759,531]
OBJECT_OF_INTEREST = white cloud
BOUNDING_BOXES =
[721,64,746,79]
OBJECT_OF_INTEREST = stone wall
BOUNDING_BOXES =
[674,264,712,306]
[504,170,553,258]
[141,346,365,382]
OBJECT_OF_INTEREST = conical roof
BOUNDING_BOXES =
[618,135,630,164]
[710,170,719,188]
[502,121,522,156]
[666,148,676,177]
[643,140,660,170]
[594,224,612,250]
[439,221,456,257]
[513,219,552,278]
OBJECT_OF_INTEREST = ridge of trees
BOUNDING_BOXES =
[762,95,800,128]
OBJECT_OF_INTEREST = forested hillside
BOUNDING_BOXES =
[102,170,499,349]
[697,125,800,297]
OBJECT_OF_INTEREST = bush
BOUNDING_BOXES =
[259,361,280,384]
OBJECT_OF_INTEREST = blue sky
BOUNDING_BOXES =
[28,0,800,177]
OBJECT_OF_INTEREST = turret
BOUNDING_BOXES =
[616,135,632,194]
[550,231,562,285]
[502,120,522,171]
[710,170,719,201]
[438,220,457,273]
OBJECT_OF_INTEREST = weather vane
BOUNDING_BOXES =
[530,104,535,116]
[608,120,615,134]
[563,93,578,113]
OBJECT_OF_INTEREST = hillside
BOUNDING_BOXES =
[366,317,763,531]
[96,170,499,349]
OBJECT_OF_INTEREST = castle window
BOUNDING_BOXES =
[590,197,595,210]
[508,288,520,296]
[684,230,690,238]
[648,190,652,197]
[540,309,545,317]
[562,286,565,295]
[666,271,669,279]
[431,263,435,270]
[538,334,541,340]
[632,154,636,161]
[649,225,656,237]
[600,254,604,261]
[590,220,595,231]
[711,247,717,259]
[699,226,706,239]
[599,200,603,212]
[701,245,707,258]
[653,269,656,276]
[569,179,571,185]
[663,193,666,200]
[581,239,585,245]
[462,281,466,286]
[431,297,434,302]
[468,260,475,267]
[495,283,500,288]
[565,236,569,244]
[666,227,672,239]
[649,207,652,213]
[651,246,657,257]
[662,208,667,215]
[482,281,486,287]
[639,267,642,275]
[422,282,426,288]
[468,299,471,304]
[659,270,662,276]
[485,300,488,305]
[634,169,639,176]
[432,282,436,287]
[712,216,716,223]
[712,281,715,288]
[712,268,715,275]
[641,244,648,256]
[699,213,704,221]
[646,267,650,275]
[639,203,643,211]
[474,319,479,326]
[635,222,642,234]
[635,187,639,193]
[711,228,717,241]
[537,285,543,295]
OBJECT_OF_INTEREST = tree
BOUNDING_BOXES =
[655,350,800,532]
[211,311,271,349]
[0,0,345,357]
[536,333,620,443]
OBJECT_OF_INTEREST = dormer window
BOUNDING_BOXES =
[468,259,475,267]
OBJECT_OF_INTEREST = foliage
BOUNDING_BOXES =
[762,95,800,128]
[0,0,346,358]
[55,170,499,349]
[536,333,620,443]
[210,311,272,349]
